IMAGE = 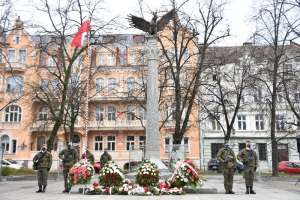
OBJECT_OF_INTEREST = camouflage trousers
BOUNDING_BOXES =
[244,167,255,186]
[222,168,235,192]
[37,168,49,186]
[63,168,71,191]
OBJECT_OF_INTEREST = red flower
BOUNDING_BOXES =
[144,187,149,193]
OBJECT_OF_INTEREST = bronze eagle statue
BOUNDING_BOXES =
[128,9,175,35]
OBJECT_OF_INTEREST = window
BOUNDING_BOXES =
[36,136,45,151]
[139,106,145,120]
[165,137,172,153]
[8,49,15,62]
[38,106,48,121]
[107,136,115,151]
[183,49,189,61]
[14,36,20,44]
[99,55,105,65]
[139,136,145,150]
[108,78,116,93]
[255,114,264,130]
[126,136,135,150]
[276,115,285,130]
[12,139,17,154]
[167,104,176,121]
[254,88,262,102]
[239,143,246,151]
[276,93,284,103]
[72,134,80,144]
[96,78,104,92]
[94,136,103,151]
[127,77,135,93]
[107,106,116,121]
[257,143,267,161]
[129,53,136,65]
[108,54,114,65]
[119,47,127,65]
[211,143,223,158]
[211,116,221,130]
[6,76,24,93]
[183,137,189,153]
[0,135,10,153]
[96,105,104,121]
[294,93,300,103]
[5,105,22,122]
[41,79,49,90]
[18,49,26,64]
[127,105,135,121]
[237,115,246,130]
[51,79,60,91]
[48,56,56,67]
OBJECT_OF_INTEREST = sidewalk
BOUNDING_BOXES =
[0,174,299,200]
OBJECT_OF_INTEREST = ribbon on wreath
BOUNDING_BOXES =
[170,160,199,181]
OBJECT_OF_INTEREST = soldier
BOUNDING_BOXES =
[217,143,236,194]
[238,140,258,194]
[33,144,52,193]
[81,149,95,164]
[59,143,79,193]
[100,149,112,166]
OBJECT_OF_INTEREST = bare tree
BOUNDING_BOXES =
[30,0,114,151]
[199,46,256,142]
[253,0,299,176]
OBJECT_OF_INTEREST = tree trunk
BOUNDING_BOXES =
[47,121,61,151]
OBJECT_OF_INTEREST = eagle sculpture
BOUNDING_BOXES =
[128,9,175,35]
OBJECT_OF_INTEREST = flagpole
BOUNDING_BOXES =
[84,24,91,159]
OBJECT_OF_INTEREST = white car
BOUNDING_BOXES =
[1,159,22,169]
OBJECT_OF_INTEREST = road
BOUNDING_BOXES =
[0,175,299,200]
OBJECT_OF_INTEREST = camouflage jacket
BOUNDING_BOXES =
[33,151,52,169]
[82,150,95,164]
[237,148,257,168]
[217,147,236,169]
[100,153,112,166]
[59,149,78,168]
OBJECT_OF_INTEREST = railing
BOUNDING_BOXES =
[88,120,145,130]
[90,91,145,102]
[4,63,26,71]
[0,122,22,130]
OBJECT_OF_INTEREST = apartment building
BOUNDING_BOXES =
[0,18,200,170]
[200,44,300,172]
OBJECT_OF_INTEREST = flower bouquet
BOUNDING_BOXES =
[99,161,124,187]
[68,159,94,186]
[118,179,134,195]
[136,160,160,187]
[169,159,200,188]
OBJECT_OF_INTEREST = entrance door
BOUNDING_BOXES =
[277,144,289,161]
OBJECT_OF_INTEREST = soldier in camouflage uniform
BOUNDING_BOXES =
[238,140,258,194]
[217,143,236,194]
[33,145,52,193]
[59,143,79,193]
[81,149,95,164]
[100,149,112,166]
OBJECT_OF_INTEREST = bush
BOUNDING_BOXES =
[0,167,34,176]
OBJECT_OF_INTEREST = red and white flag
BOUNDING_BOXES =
[71,20,91,48]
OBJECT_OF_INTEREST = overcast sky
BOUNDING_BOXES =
[12,0,257,46]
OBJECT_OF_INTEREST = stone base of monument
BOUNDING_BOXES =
[183,187,218,194]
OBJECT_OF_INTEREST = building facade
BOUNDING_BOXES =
[200,44,300,172]
[0,18,200,170]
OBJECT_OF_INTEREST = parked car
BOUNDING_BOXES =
[207,158,220,171]
[278,161,300,174]
[207,158,245,173]
[1,159,22,169]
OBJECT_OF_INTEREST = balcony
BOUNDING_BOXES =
[1,63,26,72]
[30,121,55,132]
[90,92,145,102]
[0,122,22,130]
[88,120,145,131]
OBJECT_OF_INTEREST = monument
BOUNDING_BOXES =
[128,9,175,169]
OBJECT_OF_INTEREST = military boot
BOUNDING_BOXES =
[245,186,250,194]
[249,186,256,194]
[42,185,47,193]
[36,186,42,193]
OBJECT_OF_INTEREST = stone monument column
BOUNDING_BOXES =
[145,35,167,169]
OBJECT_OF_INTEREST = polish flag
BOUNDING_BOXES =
[71,20,91,48]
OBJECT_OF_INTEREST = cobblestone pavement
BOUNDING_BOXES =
[0,175,299,200]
